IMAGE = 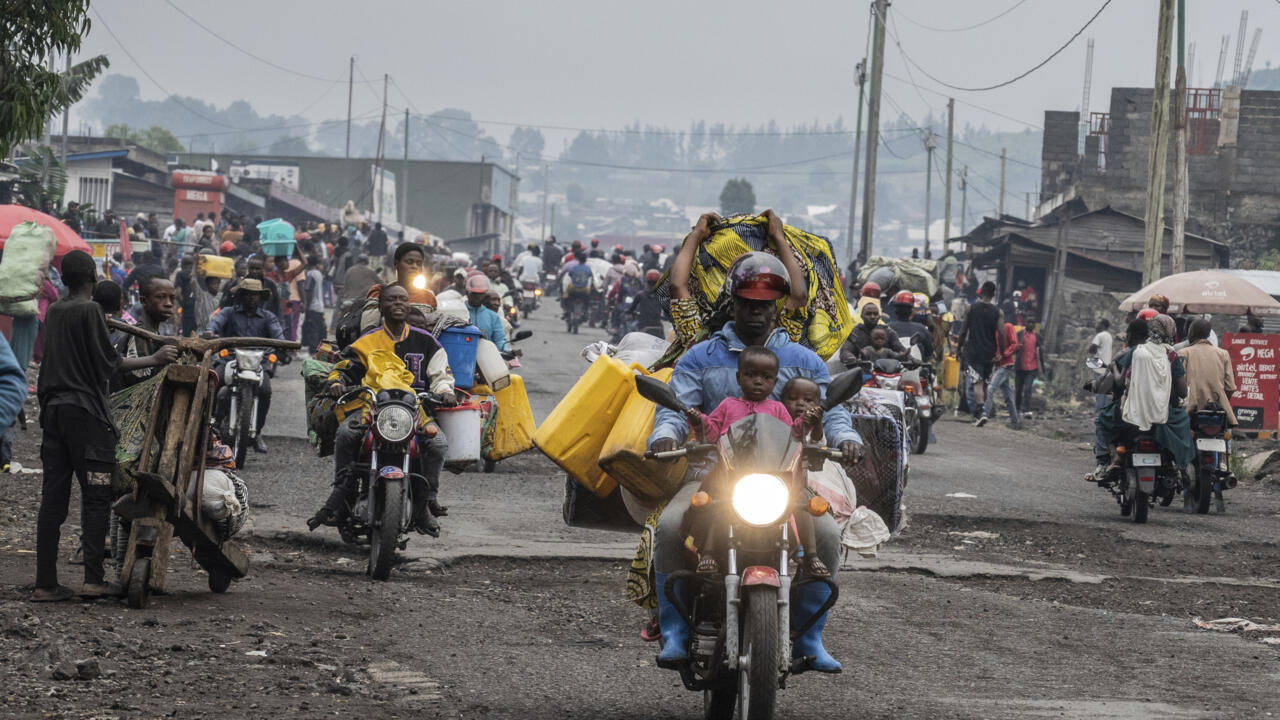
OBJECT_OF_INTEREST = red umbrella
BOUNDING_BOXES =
[0,204,93,257]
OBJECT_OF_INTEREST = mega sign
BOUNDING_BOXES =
[1221,333,1280,431]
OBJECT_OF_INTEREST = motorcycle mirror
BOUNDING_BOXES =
[513,329,533,342]
[635,374,685,413]
[824,369,863,411]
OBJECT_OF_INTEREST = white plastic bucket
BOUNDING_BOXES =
[435,403,482,463]
[475,338,511,391]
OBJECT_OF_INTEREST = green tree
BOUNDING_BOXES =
[14,145,68,210]
[0,1,109,157]
[103,123,185,153]
[719,177,756,216]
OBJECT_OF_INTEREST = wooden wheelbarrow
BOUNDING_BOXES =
[108,319,300,608]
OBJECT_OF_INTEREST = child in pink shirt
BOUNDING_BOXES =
[684,348,828,577]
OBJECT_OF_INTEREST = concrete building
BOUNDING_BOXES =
[175,153,516,242]
[1040,86,1280,260]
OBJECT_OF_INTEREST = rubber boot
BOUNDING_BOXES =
[654,572,689,668]
[791,580,842,674]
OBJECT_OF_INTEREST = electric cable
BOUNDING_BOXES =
[887,0,1112,93]
[894,0,1031,33]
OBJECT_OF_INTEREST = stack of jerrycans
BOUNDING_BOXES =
[532,355,686,501]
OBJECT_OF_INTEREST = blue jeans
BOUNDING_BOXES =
[1093,393,1110,462]
[983,365,1020,427]
[8,314,38,374]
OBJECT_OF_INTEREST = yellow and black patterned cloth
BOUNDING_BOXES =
[654,215,852,365]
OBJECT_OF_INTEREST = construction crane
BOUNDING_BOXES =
[1079,38,1094,153]
[1232,10,1248,85]
[1215,34,1230,87]
[1242,28,1263,87]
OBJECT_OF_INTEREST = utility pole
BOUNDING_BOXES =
[539,164,549,241]
[943,98,954,253]
[1026,192,1031,220]
[401,108,410,229]
[1171,0,1188,275]
[60,51,71,165]
[860,0,889,260]
[845,59,867,265]
[374,74,388,225]
[345,57,354,159]
[959,167,968,235]
[998,147,1007,215]
[1143,0,1176,285]
[1045,205,1073,353]
[550,204,556,239]
[923,131,937,257]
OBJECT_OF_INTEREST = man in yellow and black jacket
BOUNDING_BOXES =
[308,285,456,536]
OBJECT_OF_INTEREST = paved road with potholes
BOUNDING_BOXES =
[2,307,1279,719]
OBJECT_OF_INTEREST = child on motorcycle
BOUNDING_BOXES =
[859,327,900,363]
[684,347,829,577]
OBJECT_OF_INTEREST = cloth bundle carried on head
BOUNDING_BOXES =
[652,215,853,361]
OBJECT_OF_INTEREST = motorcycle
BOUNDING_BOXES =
[637,369,863,720]
[332,385,443,580]
[563,289,590,334]
[850,355,924,455]
[519,280,542,318]
[1083,358,1180,523]
[214,347,277,470]
[1189,404,1236,513]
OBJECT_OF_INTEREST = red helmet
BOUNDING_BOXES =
[727,252,789,301]
[861,281,882,298]
[491,254,502,263]
[1137,308,1159,321]
[892,290,915,306]
[590,238,600,247]
[644,269,661,282]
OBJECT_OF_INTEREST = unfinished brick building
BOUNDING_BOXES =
[1041,86,1280,264]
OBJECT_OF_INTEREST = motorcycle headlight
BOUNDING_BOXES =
[878,377,899,389]
[375,405,415,443]
[534,288,543,296]
[731,473,790,527]
[235,349,263,373]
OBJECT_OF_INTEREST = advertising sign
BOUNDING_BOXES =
[1221,332,1280,431]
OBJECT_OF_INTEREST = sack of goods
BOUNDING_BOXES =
[651,214,853,360]
[0,221,56,316]
[856,256,939,297]
[189,468,250,540]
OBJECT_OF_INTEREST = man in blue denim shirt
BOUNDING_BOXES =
[464,274,510,352]
[647,252,863,675]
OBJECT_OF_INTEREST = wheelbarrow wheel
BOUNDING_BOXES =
[127,557,151,609]
[208,571,232,594]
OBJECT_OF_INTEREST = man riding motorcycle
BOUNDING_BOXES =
[464,274,511,351]
[647,252,864,674]
[887,290,935,361]
[838,301,905,367]
[205,278,285,453]
[309,285,456,535]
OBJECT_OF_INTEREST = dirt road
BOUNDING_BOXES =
[2,309,1278,719]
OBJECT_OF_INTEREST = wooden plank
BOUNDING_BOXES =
[148,387,192,593]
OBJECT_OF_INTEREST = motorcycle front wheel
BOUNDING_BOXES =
[233,385,254,470]
[914,417,931,454]
[704,677,737,720]
[738,585,779,720]
[368,478,403,581]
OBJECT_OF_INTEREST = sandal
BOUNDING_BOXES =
[639,617,661,642]
[696,555,720,575]
[31,585,75,603]
[804,555,831,578]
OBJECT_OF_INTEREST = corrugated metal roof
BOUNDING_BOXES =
[1216,269,1280,297]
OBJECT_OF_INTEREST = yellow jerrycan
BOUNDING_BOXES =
[597,367,687,503]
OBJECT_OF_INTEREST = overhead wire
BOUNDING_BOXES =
[894,0,1031,33]
[886,0,1113,93]
[162,0,363,83]
[90,6,239,129]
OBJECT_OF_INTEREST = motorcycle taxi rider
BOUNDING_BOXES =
[308,285,456,536]
[887,290,935,362]
[647,251,865,674]
[204,278,285,453]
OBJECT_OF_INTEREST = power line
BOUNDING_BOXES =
[894,0,1031,33]
[163,0,365,84]
[882,72,1042,129]
[887,0,1112,93]
[882,90,1039,169]
[91,6,238,129]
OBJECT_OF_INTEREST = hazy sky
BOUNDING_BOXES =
[78,0,1280,145]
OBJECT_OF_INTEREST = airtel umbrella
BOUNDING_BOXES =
[1119,270,1280,316]
[0,204,93,257]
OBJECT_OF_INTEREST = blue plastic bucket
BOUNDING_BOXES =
[439,326,482,388]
